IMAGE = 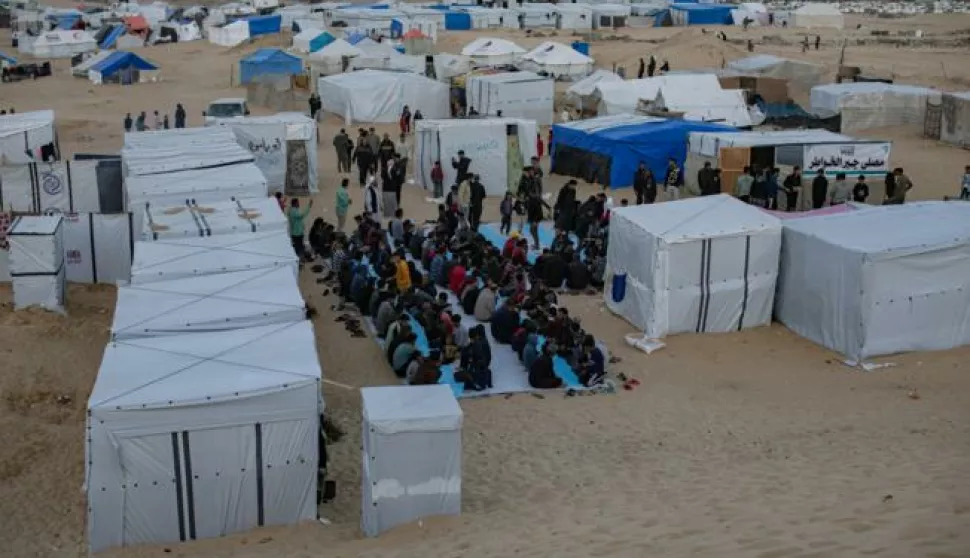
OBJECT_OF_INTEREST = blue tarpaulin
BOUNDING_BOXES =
[0,51,16,65]
[246,14,282,37]
[345,31,366,45]
[100,25,126,49]
[670,3,734,25]
[90,51,157,81]
[239,48,302,84]
[551,118,734,188]
[308,31,336,52]
[444,12,472,30]
[56,15,81,29]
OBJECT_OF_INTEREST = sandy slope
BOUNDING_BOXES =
[1,13,970,558]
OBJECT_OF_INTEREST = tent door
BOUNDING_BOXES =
[118,433,185,546]
[284,140,310,196]
[186,426,259,539]
[718,147,750,196]
[506,125,523,194]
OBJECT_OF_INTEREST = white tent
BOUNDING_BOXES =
[141,197,285,242]
[594,74,722,116]
[460,37,525,65]
[86,321,322,553]
[158,21,202,42]
[130,231,298,285]
[308,38,363,75]
[292,28,327,53]
[731,3,769,26]
[520,41,593,79]
[810,82,938,133]
[792,3,844,29]
[125,163,268,211]
[216,113,319,195]
[7,215,66,313]
[111,265,306,340]
[0,110,56,165]
[553,4,593,30]
[415,118,538,197]
[651,86,756,127]
[776,202,970,361]
[565,69,621,111]
[317,70,450,124]
[591,4,632,29]
[122,128,256,177]
[361,385,462,538]
[726,54,825,90]
[465,71,555,125]
[515,3,559,29]
[71,51,113,77]
[605,195,782,339]
[940,92,970,148]
[208,20,250,47]
[20,30,97,58]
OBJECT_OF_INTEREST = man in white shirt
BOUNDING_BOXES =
[560,108,571,123]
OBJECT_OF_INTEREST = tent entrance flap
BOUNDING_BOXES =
[718,146,750,195]
[552,145,612,187]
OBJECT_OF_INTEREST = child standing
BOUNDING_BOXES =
[500,192,514,235]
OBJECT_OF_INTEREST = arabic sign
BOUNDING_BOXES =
[803,143,891,176]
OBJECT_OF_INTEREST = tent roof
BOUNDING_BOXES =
[310,37,362,59]
[557,113,662,133]
[522,41,592,65]
[656,86,753,127]
[566,68,621,98]
[782,201,970,255]
[123,125,237,149]
[469,70,547,84]
[0,110,55,140]
[111,266,306,340]
[90,51,158,75]
[670,3,734,12]
[461,37,525,57]
[242,48,301,64]
[812,82,938,97]
[595,74,722,113]
[361,385,463,434]
[688,129,856,152]
[125,162,267,205]
[90,321,320,410]
[130,230,297,284]
[415,116,534,130]
[612,194,780,243]
[141,197,285,239]
[319,68,442,90]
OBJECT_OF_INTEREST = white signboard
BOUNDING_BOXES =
[803,142,891,176]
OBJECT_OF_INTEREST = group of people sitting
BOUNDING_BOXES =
[314,199,608,393]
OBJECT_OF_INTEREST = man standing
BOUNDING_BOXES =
[135,111,147,131]
[335,178,351,232]
[333,129,351,173]
[452,150,471,184]
[828,173,851,205]
[378,133,396,172]
[782,166,801,211]
[887,167,913,204]
[430,160,444,198]
[174,103,186,128]
[852,175,869,203]
[647,55,657,77]
[811,168,828,209]
[308,93,321,121]
[637,57,645,79]
[469,174,487,231]
[123,113,133,132]
[633,162,653,204]
[367,127,380,156]
[554,179,577,232]
[697,161,716,196]
[353,133,374,187]
[664,158,681,201]
[814,35,821,50]
[735,166,754,203]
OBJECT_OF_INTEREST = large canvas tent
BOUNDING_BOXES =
[111,265,306,341]
[566,69,621,110]
[19,30,97,57]
[726,55,825,91]
[130,231,298,285]
[649,85,755,127]
[465,71,555,125]
[460,37,525,65]
[240,49,304,85]
[86,321,322,553]
[217,113,319,195]
[605,195,782,338]
[209,20,250,47]
[594,74,722,116]
[551,115,733,188]
[0,110,57,165]
[810,82,938,133]
[88,51,158,85]
[520,41,593,79]
[317,70,450,124]
[415,118,538,197]
[792,3,844,29]
[776,202,970,361]
[361,385,462,538]
[125,163,268,210]
[292,28,335,53]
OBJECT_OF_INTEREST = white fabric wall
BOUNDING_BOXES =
[0,111,56,165]
[466,73,554,125]
[0,160,102,214]
[317,71,450,124]
[208,21,250,47]
[810,83,937,133]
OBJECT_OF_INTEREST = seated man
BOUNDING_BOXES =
[521,331,541,370]
[374,297,398,339]
[529,343,564,390]
[489,301,520,344]
[407,351,442,385]
[577,334,605,387]
[391,333,420,378]
[566,253,589,291]
[385,323,411,365]
[455,325,492,391]
[473,280,498,322]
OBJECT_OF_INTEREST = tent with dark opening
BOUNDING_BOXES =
[551,114,733,188]
[669,3,734,25]
[239,48,303,85]
[88,51,157,85]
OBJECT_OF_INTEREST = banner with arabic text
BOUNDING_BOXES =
[803,142,891,176]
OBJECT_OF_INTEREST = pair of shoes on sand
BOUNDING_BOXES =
[338,315,366,338]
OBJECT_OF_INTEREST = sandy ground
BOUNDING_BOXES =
[2,13,970,558]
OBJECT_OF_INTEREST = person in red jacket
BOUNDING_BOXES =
[502,232,519,259]
[536,133,544,159]
[448,257,467,294]
[430,160,445,199]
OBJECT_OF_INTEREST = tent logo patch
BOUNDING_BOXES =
[41,172,64,196]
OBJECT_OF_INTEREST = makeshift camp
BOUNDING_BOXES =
[415,117,538,196]
[551,114,733,188]
[71,50,111,77]
[520,41,593,79]
[308,38,363,75]
[157,21,203,43]
[594,74,723,116]
[465,71,555,125]
[939,92,970,148]
[605,195,782,339]
[87,51,158,85]
[461,37,525,65]
[86,321,322,553]
[240,49,303,85]
[360,385,462,538]
[130,230,297,285]
[318,70,450,124]
[792,3,844,29]
[810,82,938,133]
[7,215,66,313]
[726,55,825,91]
[111,265,306,340]
[669,4,734,26]
[647,86,755,127]
[208,20,250,47]
[731,3,769,26]
[776,202,970,361]
[684,129,891,205]
[553,4,593,30]
[566,69,621,110]
[19,30,97,58]
[140,197,286,242]
[0,110,57,165]
[292,28,334,53]
[331,7,402,35]
[217,113,318,195]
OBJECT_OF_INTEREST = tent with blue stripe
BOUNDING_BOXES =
[0,51,16,66]
[88,51,158,85]
[550,115,734,189]
[99,25,126,48]
[246,14,282,37]
[669,3,734,25]
[239,48,303,85]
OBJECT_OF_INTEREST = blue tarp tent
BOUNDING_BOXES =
[90,51,157,84]
[444,12,472,30]
[307,31,336,52]
[669,3,734,25]
[56,14,81,29]
[239,48,303,85]
[0,52,16,65]
[100,25,126,48]
[345,31,366,45]
[246,14,282,37]
[551,116,734,188]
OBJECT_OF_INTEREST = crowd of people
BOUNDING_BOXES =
[122,104,187,132]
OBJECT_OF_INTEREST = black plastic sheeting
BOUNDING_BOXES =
[551,145,613,187]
